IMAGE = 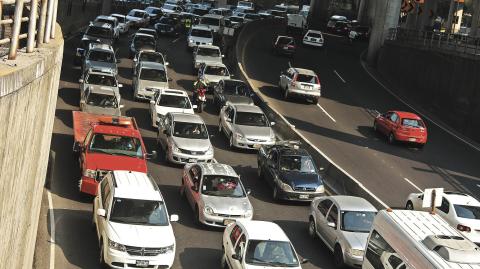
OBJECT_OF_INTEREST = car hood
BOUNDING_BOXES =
[172,137,211,151]
[244,263,301,269]
[342,231,370,251]
[201,195,252,214]
[204,74,230,83]
[83,105,121,117]
[85,152,147,172]
[82,36,112,46]
[107,222,175,248]
[155,106,194,116]
[234,125,273,140]
[222,95,253,105]
[195,55,222,64]
[138,79,169,91]
[280,171,321,188]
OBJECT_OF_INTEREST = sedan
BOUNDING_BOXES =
[302,30,324,47]
[180,163,253,227]
[155,16,182,36]
[272,35,296,56]
[373,111,427,147]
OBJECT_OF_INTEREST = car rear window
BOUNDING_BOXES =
[307,32,322,38]
[401,118,425,128]
[278,37,294,45]
[191,29,212,38]
[296,74,317,84]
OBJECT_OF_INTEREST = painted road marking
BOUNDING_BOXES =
[403,177,423,192]
[334,70,346,83]
[317,103,337,123]
[172,37,181,43]
[47,190,55,269]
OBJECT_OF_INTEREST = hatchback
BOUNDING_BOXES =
[373,111,428,147]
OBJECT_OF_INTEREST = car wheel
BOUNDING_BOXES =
[194,206,201,226]
[272,186,279,201]
[257,165,263,179]
[406,201,414,210]
[334,245,345,268]
[284,88,289,100]
[388,133,396,144]
[373,121,378,132]
[229,134,234,149]
[308,217,316,238]
[311,97,319,104]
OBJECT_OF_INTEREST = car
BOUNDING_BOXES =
[348,25,370,41]
[219,103,275,149]
[193,45,223,69]
[144,6,163,23]
[272,35,296,56]
[331,21,350,36]
[243,13,260,22]
[149,88,195,128]
[221,220,308,269]
[180,163,253,227]
[136,27,158,41]
[268,9,287,19]
[154,16,180,36]
[213,79,253,109]
[93,171,178,269]
[82,43,118,76]
[126,9,150,27]
[161,3,183,14]
[198,62,231,91]
[209,8,232,17]
[157,112,214,164]
[187,25,214,48]
[198,14,225,35]
[129,32,156,57]
[237,1,254,12]
[75,22,114,64]
[94,15,119,40]
[79,68,123,103]
[405,191,480,245]
[326,15,348,32]
[308,196,377,267]
[257,141,325,201]
[278,67,321,103]
[191,7,210,17]
[80,82,123,116]
[226,15,244,27]
[133,50,168,76]
[133,62,169,101]
[110,13,131,34]
[302,29,324,47]
[373,111,428,147]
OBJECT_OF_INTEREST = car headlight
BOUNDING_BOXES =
[279,182,293,192]
[204,205,215,215]
[206,145,214,155]
[159,244,175,254]
[347,248,364,257]
[108,239,126,252]
[315,185,325,193]
[83,169,96,179]
[171,144,181,153]
[188,38,194,43]
[236,133,244,140]
[207,42,213,45]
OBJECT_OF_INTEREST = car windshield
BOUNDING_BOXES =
[235,112,268,127]
[201,175,245,197]
[159,17,174,24]
[280,155,316,173]
[86,74,117,87]
[307,32,322,38]
[223,81,249,96]
[86,26,112,39]
[112,15,125,23]
[86,93,118,108]
[173,121,209,139]
[148,8,162,14]
[110,198,169,226]
[201,17,220,26]
[245,240,299,267]
[191,29,212,38]
[230,16,243,23]
[132,11,145,18]
[239,1,253,7]
[296,74,317,84]
[139,52,164,64]
[204,66,229,76]
[139,30,156,37]
[88,50,114,63]
[89,134,143,157]
[158,95,191,109]
[197,47,220,57]
[164,4,176,10]
[341,211,376,233]
[401,118,425,128]
[96,19,113,26]
[134,35,156,48]
[454,205,480,219]
[140,68,166,82]
[278,37,294,45]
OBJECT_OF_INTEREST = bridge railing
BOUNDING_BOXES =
[386,27,480,58]
[0,0,58,60]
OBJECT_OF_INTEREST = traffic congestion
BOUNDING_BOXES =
[63,0,480,268]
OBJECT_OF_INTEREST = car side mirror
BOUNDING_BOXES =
[221,54,225,58]
[270,122,276,126]
[170,214,179,222]
[165,62,170,66]
[150,100,155,105]
[327,222,336,229]
[192,104,198,109]
[133,58,137,62]
[118,83,123,88]
[97,208,106,217]
[146,150,157,159]
[232,254,242,261]
[78,79,84,83]
[73,141,82,153]
[246,189,251,195]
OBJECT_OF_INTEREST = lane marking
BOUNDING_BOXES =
[172,37,181,43]
[403,177,423,192]
[360,54,480,153]
[316,103,337,123]
[333,70,346,83]
[238,62,389,208]
[47,190,55,269]
[322,32,345,38]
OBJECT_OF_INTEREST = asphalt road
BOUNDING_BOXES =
[240,24,480,208]
[44,28,337,269]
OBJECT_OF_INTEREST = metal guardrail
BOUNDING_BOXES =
[386,28,480,58]
[0,0,58,60]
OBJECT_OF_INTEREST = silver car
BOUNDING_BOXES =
[180,163,253,227]
[198,62,230,90]
[82,43,118,76]
[193,44,223,70]
[79,68,123,103]
[80,85,123,116]
[308,196,377,268]
[157,113,214,164]
[219,103,276,149]
[279,67,321,103]
[132,50,168,76]
[133,61,169,101]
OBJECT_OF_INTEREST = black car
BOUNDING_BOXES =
[257,141,325,201]
[155,16,182,36]
[332,21,350,35]
[213,79,254,109]
[272,35,296,56]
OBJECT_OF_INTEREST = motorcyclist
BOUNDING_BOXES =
[193,78,207,105]
[348,28,358,44]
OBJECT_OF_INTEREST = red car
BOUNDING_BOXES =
[373,111,428,147]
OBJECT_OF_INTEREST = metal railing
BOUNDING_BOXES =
[386,27,480,59]
[0,0,58,60]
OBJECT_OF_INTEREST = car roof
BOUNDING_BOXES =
[140,61,165,70]
[111,13,125,17]
[96,15,115,20]
[291,67,316,76]
[202,14,223,19]
[171,112,204,123]
[159,88,188,96]
[145,6,161,10]
[198,163,239,177]
[192,25,211,31]
[233,103,263,113]
[87,67,115,76]
[306,29,322,34]
[197,44,220,49]
[391,111,422,120]
[444,192,480,206]
[278,147,310,156]
[112,171,162,201]
[329,195,378,212]
[89,43,113,51]
[237,220,291,241]
[90,22,112,29]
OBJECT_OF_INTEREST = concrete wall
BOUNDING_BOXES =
[0,23,63,269]
[56,0,103,37]
[377,43,480,143]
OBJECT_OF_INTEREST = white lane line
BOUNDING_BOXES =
[316,103,337,123]
[172,37,181,43]
[360,55,480,152]
[322,32,345,38]
[333,70,346,83]
[47,190,55,269]
[403,177,423,192]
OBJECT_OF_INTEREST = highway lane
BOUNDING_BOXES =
[45,28,337,268]
[241,24,480,208]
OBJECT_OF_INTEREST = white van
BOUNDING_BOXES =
[363,210,480,269]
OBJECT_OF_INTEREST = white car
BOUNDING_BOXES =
[149,88,196,128]
[221,220,308,269]
[93,170,178,269]
[198,14,225,34]
[405,191,480,245]
[133,50,168,76]
[162,3,183,14]
[94,15,119,40]
[187,25,214,48]
[198,62,231,90]
[127,9,150,27]
[111,13,131,34]
[302,30,324,47]
[193,44,223,69]
[278,67,321,103]
[133,61,169,101]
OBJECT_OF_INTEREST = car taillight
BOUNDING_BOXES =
[287,45,295,49]
[291,75,297,86]
[457,224,471,232]
[315,76,320,85]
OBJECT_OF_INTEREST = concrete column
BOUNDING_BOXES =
[217,0,227,7]
[309,0,332,28]
[101,0,113,15]
[357,0,367,23]
[367,0,402,65]
[469,0,479,37]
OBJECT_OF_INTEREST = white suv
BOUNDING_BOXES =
[278,67,321,103]
[93,170,178,269]
[149,88,196,128]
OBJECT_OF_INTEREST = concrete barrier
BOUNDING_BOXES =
[57,0,104,37]
[0,23,63,269]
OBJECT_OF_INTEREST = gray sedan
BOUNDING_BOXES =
[308,196,377,268]
[180,163,253,227]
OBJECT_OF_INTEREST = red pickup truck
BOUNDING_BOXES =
[72,111,156,195]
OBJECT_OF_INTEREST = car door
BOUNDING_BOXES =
[96,177,112,240]
[387,113,399,134]
[324,204,339,247]
[315,199,334,248]
[229,233,246,269]
[225,225,243,269]
[185,165,201,208]
[221,105,233,135]
[435,197,451,222]
[133,52,140,74]
[377,112,391,135]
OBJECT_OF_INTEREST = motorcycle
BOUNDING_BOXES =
[194,86,207,113]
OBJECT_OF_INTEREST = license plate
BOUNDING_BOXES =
[299,194,309,199]
[304,85,312,90]
[188,158,197,163]
[136,260,149,267]
[408,138,416,142]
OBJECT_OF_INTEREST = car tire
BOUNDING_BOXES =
[388,133,396,144]
[308,217,316,238]
[273,186,279,201]
[373,121,378,132]
[311,97,319,104]
[194,206,201,226]
[334,245,345,269]
[229,134,234,149]
[284,88,289,100]
[406,201,414,210]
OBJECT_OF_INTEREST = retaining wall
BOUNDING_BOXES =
[57,0,104,37]
[0,23,63,269]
